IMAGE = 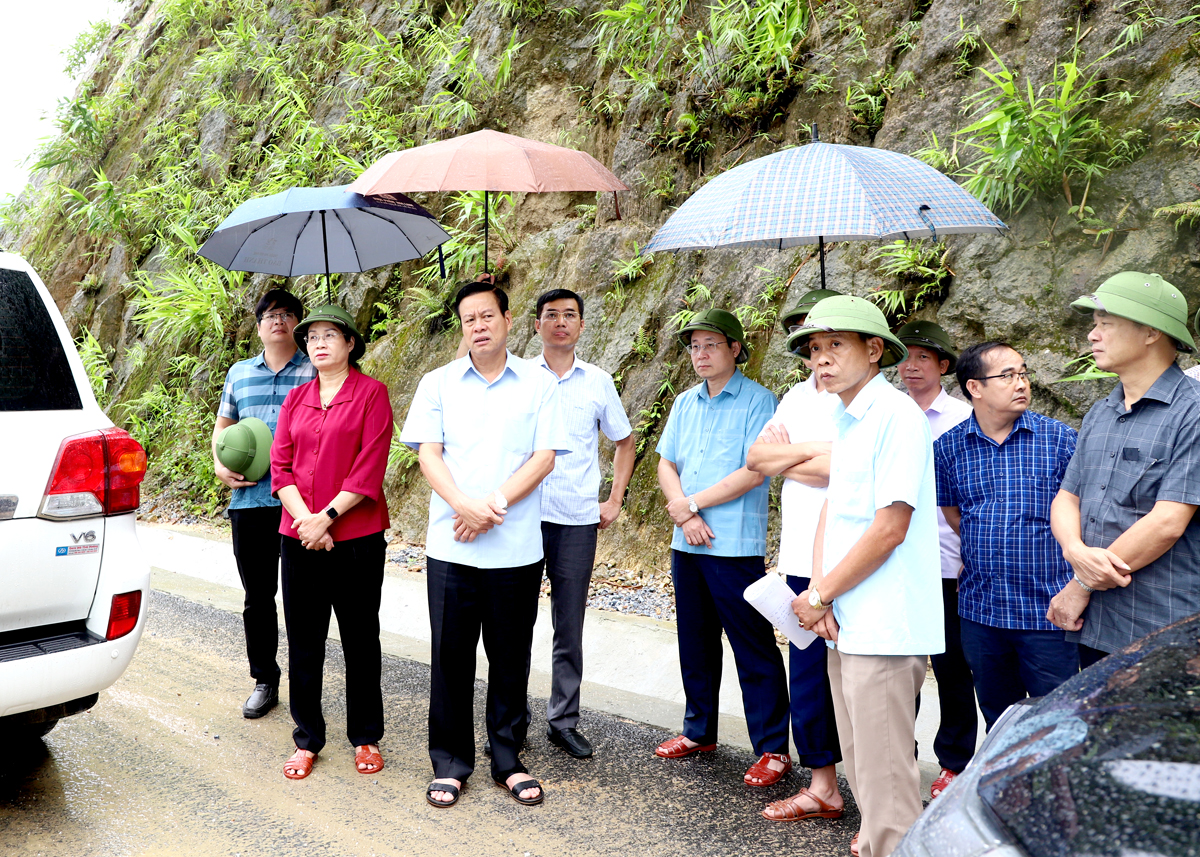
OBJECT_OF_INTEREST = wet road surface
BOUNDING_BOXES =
[0,591,860,856]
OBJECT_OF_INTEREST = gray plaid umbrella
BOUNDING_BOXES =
[642,139,1007,287]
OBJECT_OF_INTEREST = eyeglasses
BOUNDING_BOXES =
[260,311,296,324]
[686,342,728,355]
[786,322,806,333]
[540,311,580,323]
[978,370,1035,385]
[306,331,346,344]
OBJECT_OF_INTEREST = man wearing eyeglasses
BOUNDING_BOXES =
[933,341,1078,731]
[654,309,792,791]
[524,288,635,759]
[1047,272,1200,668]
[213,288,314,718]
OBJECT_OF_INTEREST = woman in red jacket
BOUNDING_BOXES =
[270,305,393,780]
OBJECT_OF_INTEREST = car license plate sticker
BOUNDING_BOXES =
[56,545,99,556]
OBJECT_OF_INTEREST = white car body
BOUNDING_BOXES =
[0,251,149,734]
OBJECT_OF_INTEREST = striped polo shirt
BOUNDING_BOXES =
[217,350,315,509]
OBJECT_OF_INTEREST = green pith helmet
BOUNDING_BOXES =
[678,308,750,364]
[895,320,958,374]
[294,304,367,363]
[786,295,909,368]
[1070,271,1194,353]
[215,417,273,483]
[779,289,843,334]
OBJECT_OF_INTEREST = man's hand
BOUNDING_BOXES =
[599,497,622,529]
[681,514,714,547]
[811,610,839,642]
[215,460,256,490]
[451,495,506,541]
[293,512,332,545]
[1046,581,1091,631]
[760,423,791,445]
[792,590,829,630]
[666,496,696,526]
[1065,542,1132,591]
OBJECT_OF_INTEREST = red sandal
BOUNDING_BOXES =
[744,752,792,786]
[283,748,316,780]
[355,745,384,774]
[762,787,845,821]
[655,735,716,758]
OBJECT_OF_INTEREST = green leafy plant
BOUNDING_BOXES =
[76,329,114,410]
[846,70,912,136]
[954,43,1146,215]
[1114,0,1168,47]
[611,244,654,284]
[632,326,656,358]
[1049,354,1117,383]
[866,239,951,320]
[953,16,982,77]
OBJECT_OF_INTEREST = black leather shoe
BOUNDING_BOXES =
[547,727,593,758]
[242,683,278,719]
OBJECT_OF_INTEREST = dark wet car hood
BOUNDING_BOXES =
[976,615,1200,857]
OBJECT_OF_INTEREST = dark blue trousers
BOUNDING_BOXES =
[786,576,840,769]
[672,551,789,755]
[928,578,978,772]
[960,617,1079,730]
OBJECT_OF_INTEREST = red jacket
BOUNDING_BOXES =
[271,368,393,541]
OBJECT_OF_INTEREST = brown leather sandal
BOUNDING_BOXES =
[283,749,316,780]
[654,735,716,758]
[851,831,860,856]
[761,787,845,821]
[745,752,792,786]
[355,745,384,774]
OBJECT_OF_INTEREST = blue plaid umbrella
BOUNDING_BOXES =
[642,140,1007,287]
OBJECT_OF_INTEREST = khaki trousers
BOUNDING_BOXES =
[827,648,926,857]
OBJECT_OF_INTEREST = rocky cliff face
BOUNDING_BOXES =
[2,0,1198,569]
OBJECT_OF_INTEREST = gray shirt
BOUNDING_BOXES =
[1060,362,1200,653]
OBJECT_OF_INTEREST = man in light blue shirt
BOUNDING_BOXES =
[790,296,943,857]
[529,288,634,760]
[654,309,792,791]
[400,282,569,809]
[212,288,313,719]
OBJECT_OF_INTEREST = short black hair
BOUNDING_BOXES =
[536,289,584,318]
[956,341,1016,404]
[254,288,304,323]
[453,281,509,318]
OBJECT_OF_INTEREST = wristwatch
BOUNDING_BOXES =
[325,507,339,520]
[492,490,509,511]
[808,588,828,610]
[687,496,699,514]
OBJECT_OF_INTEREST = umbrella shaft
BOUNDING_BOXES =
[483,190,489,273]
[819,236,826,289]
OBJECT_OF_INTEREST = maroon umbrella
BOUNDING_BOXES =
[348,129,629,271]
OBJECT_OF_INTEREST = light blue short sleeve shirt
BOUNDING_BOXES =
[656,369,777,557]
[825,373,944,656]
[400,352,570,568]
[533,354,633,526]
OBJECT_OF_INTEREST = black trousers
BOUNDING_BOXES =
[928,578,979,772]
[671,551,790,755]
[280,532,385,754]
[228,506,283,687]
[427,557,541,783]
[536,521,598,731]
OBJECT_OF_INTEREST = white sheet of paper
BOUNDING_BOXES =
[743,573,819,650]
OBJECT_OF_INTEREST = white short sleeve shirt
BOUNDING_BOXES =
[763,376,837,580]
[920,388,973,579]
[824,373,945,656]
[400,352,570,568]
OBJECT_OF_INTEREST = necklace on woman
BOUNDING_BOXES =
[320,378,345,410]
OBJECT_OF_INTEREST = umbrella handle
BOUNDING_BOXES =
[918,205,938,243]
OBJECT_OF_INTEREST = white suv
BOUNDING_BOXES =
[0,251,149,739]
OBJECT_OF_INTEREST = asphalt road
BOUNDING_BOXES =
[0,591,860,857]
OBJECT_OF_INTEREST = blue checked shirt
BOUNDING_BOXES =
[656,369,777,557]
[217,350,315,509]
[533,354,633,526]
[934,410,1077,631]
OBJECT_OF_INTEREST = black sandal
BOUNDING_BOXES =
[426,780,461,808]
[495,776,544,806]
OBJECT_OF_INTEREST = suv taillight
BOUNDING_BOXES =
[39,428,148,519]
[106,590,142,640]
